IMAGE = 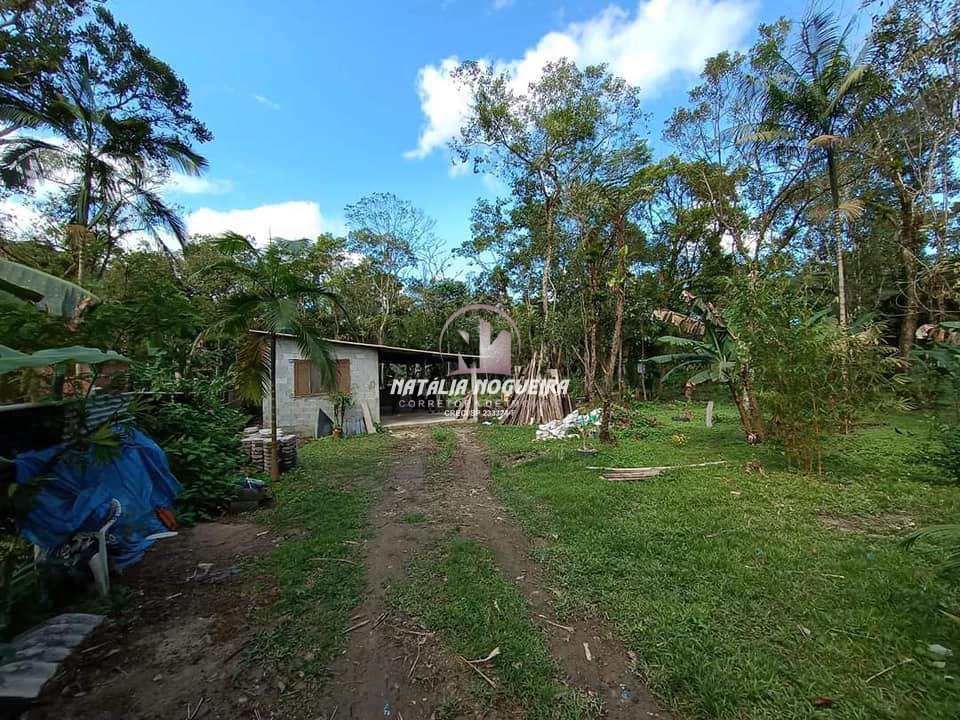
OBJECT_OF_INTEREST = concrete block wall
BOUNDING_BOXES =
[262,338,380,437]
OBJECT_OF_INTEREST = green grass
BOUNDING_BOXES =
[431,426,458,460]
[401,511,429,524]
[250,433,390,676]
[479,401,960,720]
[392,536,603,720]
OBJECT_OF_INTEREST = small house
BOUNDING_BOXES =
[256,332,469,437]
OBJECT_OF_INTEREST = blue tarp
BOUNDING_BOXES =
[14,427,181,568]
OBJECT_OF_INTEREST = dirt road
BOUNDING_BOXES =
[318,425,667,719]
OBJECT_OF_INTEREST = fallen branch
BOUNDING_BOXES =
[588,461,727,472]
[866,657,914,684]
[395,627,434,637]
[186,696,204,720]
[344,619,370,634]
[538,615,574,633]
[458,655,497,688]
[408,639,424,679]
[591,460,727,480]
[465,647,501,664]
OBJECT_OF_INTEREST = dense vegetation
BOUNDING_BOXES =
[2,2,956,463]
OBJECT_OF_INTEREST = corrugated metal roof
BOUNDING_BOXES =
[249,330,479,360]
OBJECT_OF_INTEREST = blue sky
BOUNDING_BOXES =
[109,0,816,255]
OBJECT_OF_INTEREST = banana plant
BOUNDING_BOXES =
[650,293,764,440]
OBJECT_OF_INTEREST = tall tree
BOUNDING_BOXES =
[0,5,210,279]
[859,0,960,353]
[345,192,435,345]
[452,60,611,356]
[755,10,872,327]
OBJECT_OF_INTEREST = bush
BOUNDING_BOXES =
[132,361,248,524]
[724,263,900,471]
[906,343,960,414]
[939,423,960,484]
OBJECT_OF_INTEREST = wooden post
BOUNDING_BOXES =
[706,400,714,428]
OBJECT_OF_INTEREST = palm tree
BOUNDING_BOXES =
[754,11,871,328]
[0,55,206,281]
[202,233,339,480]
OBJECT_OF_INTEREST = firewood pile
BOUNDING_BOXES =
[500,352,572,426]
[241,428,298,472]
[456,391,478,420]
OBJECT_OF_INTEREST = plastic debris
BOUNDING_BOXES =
[14,427,181,569]
[535,409,601,441]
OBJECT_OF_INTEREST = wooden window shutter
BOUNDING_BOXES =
[293,360,310,397]
[336,359,351,393]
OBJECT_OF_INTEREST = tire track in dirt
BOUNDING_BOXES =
[319,424,670,719]
[314,429,476,720]
[437,426,670,720]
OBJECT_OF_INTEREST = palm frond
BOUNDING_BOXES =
[652,308,705,336]
[836,198,864,221]
[210,231,257,256]
[827,64,870,115]
[292,318,335,389]
[234,332,269,403]
[808,133,845,149]
[156,137,208,175]
[903,524,960,576]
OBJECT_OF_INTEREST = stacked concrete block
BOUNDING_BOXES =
[0,613,104,705]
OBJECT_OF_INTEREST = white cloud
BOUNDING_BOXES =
[163,172,234,195]
[492,0,515,10]
[185,201,346,244]
[0,197,51,236]
[252,93,281,111]
[405,57,477,160]
[407,0,757,158]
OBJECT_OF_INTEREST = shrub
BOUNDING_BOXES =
[724,264,900,471]
[132,361,248,524]
[939,423,960,484]
[906,343,960,415]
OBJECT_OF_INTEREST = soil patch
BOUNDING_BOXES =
[27,521,279,720]
[437,427,670,719]
[311,429,477,720]
[818,512,916,534]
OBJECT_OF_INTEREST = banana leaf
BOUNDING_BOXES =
[0,345,128,375]
[0,260,98,318]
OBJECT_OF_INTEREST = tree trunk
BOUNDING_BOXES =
[269,334,280,481]
[728,381,753,436]
[606,217,627,389]
[742,369,764,440]
[598,395,613,443]
[540,194,555,354]
[897,191,920,356]
[826,148,848,329]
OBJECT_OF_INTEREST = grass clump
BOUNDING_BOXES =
[393,537,601,720]
[480,403,960,720]
[250,434,389,677]
[401,511,429,524]
[431,427,457,460]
